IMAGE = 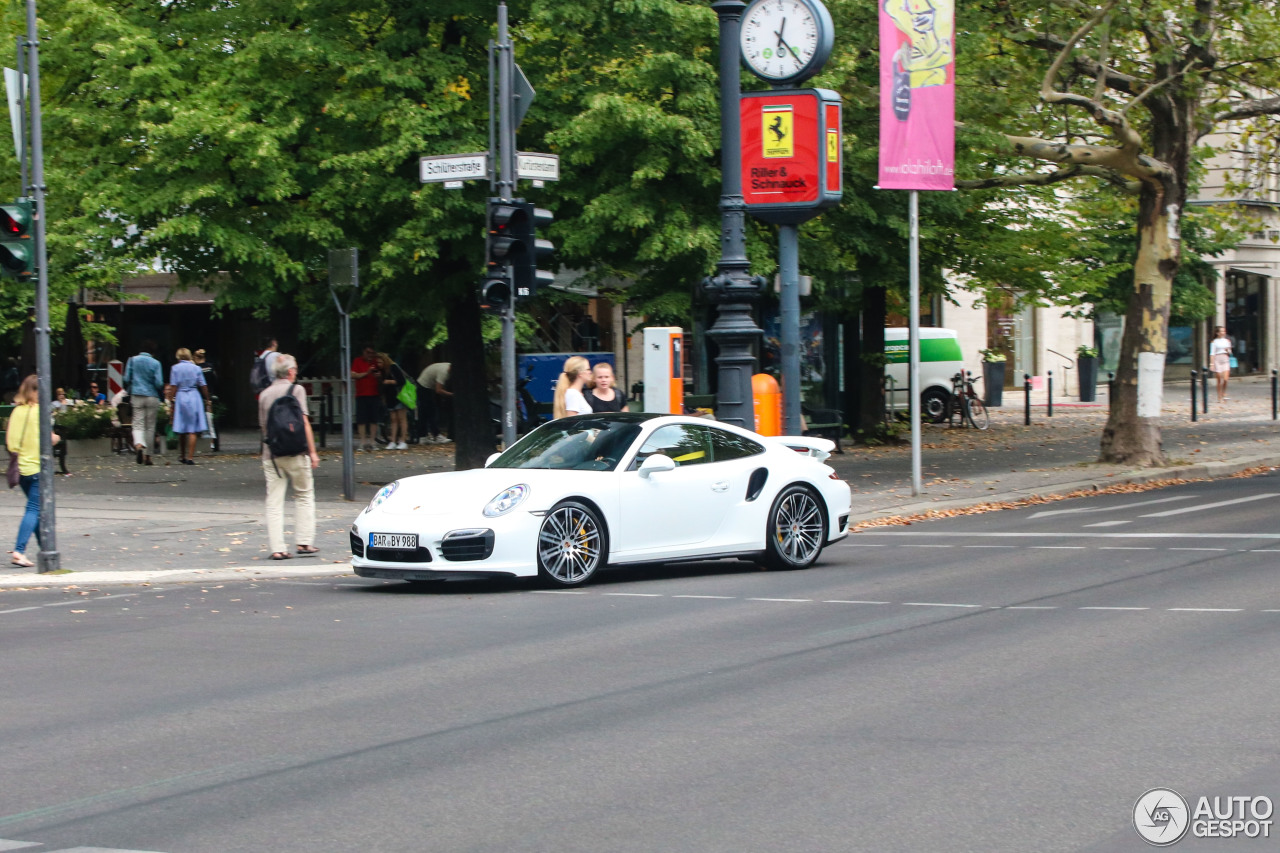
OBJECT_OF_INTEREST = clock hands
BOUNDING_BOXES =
[774,18,799,63]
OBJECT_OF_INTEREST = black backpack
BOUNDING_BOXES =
[250,354,272,393]
[265,384,309,457]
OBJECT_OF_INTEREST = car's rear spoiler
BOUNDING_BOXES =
[766,435,834,462]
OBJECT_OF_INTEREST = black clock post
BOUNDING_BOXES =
[705,0,766,431]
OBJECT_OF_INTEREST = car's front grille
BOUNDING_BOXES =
[439,530,495,562]
[367,546,433,563]
[350,531,365,558]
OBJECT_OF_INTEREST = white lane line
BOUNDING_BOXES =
[902,602,981,608]
[42,600,80,608]
[1084,520,1131,527]
[1167,607,1243,612]
[603,592,663,597]
[1030,546,1086,550]
[88,593,138,602]
[529,590,589,595]
[822,599,890,605]
[673,595,736,599]
[748,597,812,603]
[1005,606,1058,610]
[1250,549,1280,553]
[1168,548,1228,552]
[1099,547,1155,550]
[1141,493,1280,518]
[0,841,42,850]
[1028,494,1194,519]
[1080,606,1149,611]
[0,607,41,614]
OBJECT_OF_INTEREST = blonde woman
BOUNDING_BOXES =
[378,353,410,449]
[553,356,593,419]
[6,374,58,567]
[585,361,629,413]
[166,347,210,465]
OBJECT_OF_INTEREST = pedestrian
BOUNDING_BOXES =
[258,353,319,561]
[378,353,410,450]
[585,361,629,413]
[87,381,106,406]
[416,361,452,444]
[7,374,59,567]
[165,347,211,465]
[123,339,164,466]
[351,344,383,451]
[1210,325,1233,403]
[193,348,219,451]
[553,356,593,419]
[51,387,69,412]
[251,336,280,395]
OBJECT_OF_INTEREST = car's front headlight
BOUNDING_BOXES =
[364,480,400,515]
[484,484,529,517]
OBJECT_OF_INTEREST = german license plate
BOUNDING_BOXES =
[370,533,417,550]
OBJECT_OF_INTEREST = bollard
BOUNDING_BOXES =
[1201,364,1209,413]
[1108,372,1115,414]
[1024,373,1032,425]
[1273,370,1278,420]
[319,396,328,448]
[1047,370,1053,417]
[1190,370,1197,422]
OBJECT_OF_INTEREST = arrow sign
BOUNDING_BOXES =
[513,62,535,129]
[420,152,488,183]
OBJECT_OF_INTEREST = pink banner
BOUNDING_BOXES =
[878,0,955,190]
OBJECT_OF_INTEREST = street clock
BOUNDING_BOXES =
[740,0,835,86]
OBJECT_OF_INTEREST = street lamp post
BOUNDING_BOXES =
[705,0,765,430]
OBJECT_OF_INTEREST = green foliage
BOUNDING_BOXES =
[52,404,112,439]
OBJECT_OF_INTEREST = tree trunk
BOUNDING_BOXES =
[1098,186,1179,466]
[849,286,887,441]
[447,291,496,470]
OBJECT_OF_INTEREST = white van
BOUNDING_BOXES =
[884,327,965,422]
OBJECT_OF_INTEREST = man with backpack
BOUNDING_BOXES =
[258,352,319,561]
[251,336,281,395]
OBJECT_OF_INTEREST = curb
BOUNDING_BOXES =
[0,562,356,589]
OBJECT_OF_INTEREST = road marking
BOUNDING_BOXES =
[1080,606,1149,611]
[822,600,890,605]
[1099,547,1155,550]
[1167,607,1243,612]
[1004,606,1057,610]
[0,607,41,614]
[902,602,981,608]
[1084,520,1131,527]
[961,544,1016,548]
[673,595,736,599]
[1168,547,1228,552]
[1027,495,1194,520]
[0,840,41,850]
[1030,546,1086,550]
[1140,493,1280,517]
[603,592,662,597]
[747,597,812,603]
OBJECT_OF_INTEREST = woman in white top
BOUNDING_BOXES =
[1209,326,1233,402]
[553,356,593,419]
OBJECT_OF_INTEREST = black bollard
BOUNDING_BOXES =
[1047,370,1053,417]
[1273,370,1278,420]
[1201,364,1209,413]
[1190,370,1197,422]
[1024,373,1032,425]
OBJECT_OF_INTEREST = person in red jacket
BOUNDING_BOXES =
[351,344,383,451]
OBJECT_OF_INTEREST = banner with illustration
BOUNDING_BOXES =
[878,0,955,190]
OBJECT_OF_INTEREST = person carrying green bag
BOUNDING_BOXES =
[379,353,413,450]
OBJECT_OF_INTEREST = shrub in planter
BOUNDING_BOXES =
[52,404,114,439]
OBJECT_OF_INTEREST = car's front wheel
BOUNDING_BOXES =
[537,500,607,587]
[763,485,826,571]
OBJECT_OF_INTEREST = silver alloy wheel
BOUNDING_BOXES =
[769,488,824,568]
[537,502,604,585]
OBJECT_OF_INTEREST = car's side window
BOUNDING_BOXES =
[707,427,764,462]
[633,424,712,468]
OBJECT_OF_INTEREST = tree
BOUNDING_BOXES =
[956,0,1280,465]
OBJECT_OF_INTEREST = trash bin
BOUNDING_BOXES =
[752,373,780,436]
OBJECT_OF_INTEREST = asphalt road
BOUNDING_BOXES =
[3,474,1280,852]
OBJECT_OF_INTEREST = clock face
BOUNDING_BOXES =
[740,0,828,83]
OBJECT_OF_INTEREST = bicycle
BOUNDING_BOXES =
[947,371,990,430]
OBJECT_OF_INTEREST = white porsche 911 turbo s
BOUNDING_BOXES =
[350,412,851,587]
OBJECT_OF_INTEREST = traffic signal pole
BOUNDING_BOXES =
[26,0,56,571]
[496,3,517,448]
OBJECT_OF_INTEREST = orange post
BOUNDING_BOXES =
[752,373,781,436]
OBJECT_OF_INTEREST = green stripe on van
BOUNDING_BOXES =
[884,337,964,364]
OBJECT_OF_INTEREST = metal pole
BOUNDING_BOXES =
[341,308,354,499]
[779,224,801,435]
[1190,370,1197,422]
[487,40,496,193]
[497,4,517,448]
[1272,369,1277,421]
[1024,373,1031,425]
[705,0,762,430]
[26,0,55,572]
[1046,370,1053,417]
[1108,371,1114,414]
[1201,364,1209,413]
[908,190,921,496]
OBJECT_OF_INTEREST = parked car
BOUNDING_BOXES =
[351,412,851,587]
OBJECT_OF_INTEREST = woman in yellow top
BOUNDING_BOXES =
[6,374,58,567]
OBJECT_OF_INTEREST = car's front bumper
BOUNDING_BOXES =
[350,510,544,579]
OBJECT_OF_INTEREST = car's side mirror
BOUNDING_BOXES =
[485,452,501,467]
[638,454,676,478]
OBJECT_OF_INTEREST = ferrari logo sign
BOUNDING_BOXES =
[762,105,793,158]
[827,129,839,162]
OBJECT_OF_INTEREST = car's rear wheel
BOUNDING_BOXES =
[537,500,607,587]
[763,485,826,571]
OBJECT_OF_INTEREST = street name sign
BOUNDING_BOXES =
[517,152,560,182]
[420,152,488,183]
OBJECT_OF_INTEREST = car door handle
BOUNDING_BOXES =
[711,481,729,492]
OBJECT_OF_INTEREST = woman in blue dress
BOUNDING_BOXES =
[165,347,211,465]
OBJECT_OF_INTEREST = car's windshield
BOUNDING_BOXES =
[490,415,648,471]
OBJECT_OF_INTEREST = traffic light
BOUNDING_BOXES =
[478,276,511,314]
[484,198,554,304]
[0,200,33,281]
[510,205,554,301]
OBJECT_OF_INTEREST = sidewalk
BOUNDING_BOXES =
[1,376,1275,587]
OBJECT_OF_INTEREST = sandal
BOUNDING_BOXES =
[296,545,320,557]
[269,552,292,561]
[10,552,34,568]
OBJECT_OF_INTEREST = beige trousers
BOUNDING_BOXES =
[263,454,315,554]
[130,395,160,451]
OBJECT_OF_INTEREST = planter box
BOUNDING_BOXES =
[64,437,116,458]
[1078,356,1098,402]
[983,361,1006,407]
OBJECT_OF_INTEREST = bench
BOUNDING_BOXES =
[802,404,844,454]
[683,393,716,414]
